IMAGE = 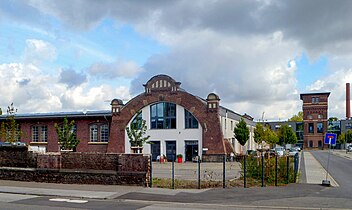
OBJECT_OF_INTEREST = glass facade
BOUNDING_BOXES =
[150,102,176,129]
[185,109,198,129]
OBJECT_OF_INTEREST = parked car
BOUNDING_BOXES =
[247,150,257,156]
[274,147,285,157]
[0,142,12,147]
[347,145,352,153]
[292,146,301,152]
[288,148,299,156]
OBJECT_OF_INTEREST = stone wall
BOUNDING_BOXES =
[0,147,37,168]
[0,148,149,186]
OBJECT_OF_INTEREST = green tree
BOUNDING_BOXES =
[254,123,265,144]
[338,132,346,144]
[0,103,22,143]
[55,117,80,150]
[263,126,279,148]
[234,118,249,146]
[126,117,150,147]
[288,111,303,122]
[346,130,352,143]
[277,124,297,145]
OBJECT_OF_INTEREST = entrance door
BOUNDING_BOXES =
[185,140,198,161]
[150,141,160,161]
[166,141,176,161]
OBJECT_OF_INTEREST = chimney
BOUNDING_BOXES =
[347,83,351,119]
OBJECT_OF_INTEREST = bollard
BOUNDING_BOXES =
[286,156,289,184]
[244,155,247,188]
[150,155,153,188]
[223,154,226,188]
[172,155,175,189]
[275,155,278,186]
[198,156,201,189]
[261,154,265,187]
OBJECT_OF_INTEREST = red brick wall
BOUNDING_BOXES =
[15,117,109,152]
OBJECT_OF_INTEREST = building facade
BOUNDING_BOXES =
[0,75,257,161]
[300,92,330,149]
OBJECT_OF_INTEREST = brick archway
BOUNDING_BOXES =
[107,91,225,155]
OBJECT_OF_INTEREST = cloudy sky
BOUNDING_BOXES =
[1,0,352,121]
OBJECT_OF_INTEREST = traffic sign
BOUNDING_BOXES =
[324,133,337,145]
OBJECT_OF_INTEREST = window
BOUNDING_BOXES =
[90,125,98,142]
[89,123,109,142]
[317,122,323,133]
[308,115,313,120]
[150,102,176,129]
[32,126,39,142]
[185,109,198,129]
[31,125,47,142]
[312,97,320,104]
[41,126,48,142]
[131,111,142,129]
[308,123,314,133]
[100,124,109,142]
[58,124,77,141]
[318,114,323,119]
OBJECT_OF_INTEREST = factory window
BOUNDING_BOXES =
[308,123,314,133]
[150,102,176,129]
[31,125,47,142]
[89,123,109,142]
[317,122,323,133]
[185,109,198,129]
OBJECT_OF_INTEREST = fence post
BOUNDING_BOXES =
[294,153,299,183]
[223,154,226,188]
[261,153,265,187]
[275,155,278,187]
[244,154,247,188]
[198,155,201,189]
[172,154,175,189]
[150,155,152,188]
[286,155,289,184]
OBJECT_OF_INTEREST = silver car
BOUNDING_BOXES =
[347,145,352,153]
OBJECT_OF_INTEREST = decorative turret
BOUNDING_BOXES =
[143,74,181,94]
[111,99,124,115]
[206,93,220,112]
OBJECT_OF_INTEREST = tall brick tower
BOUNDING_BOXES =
[300,92,330,149]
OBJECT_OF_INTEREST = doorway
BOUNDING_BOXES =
[150,141,160,161]
[166,141,176,161]
[185,140,198,161]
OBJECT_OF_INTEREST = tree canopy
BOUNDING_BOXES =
[234,118,250,146]
[55,117,80,150]
[126,116,150,147]
[277,124,297,145]
[263,126,279,147]
[288,111,303,122]
[0,103,22,143]
[254,123,265,144]
[346,130,352,143]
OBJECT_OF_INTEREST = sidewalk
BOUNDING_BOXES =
[303,151,338,186]
[0,180,209,199]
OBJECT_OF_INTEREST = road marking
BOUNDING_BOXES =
[49,198,88,203]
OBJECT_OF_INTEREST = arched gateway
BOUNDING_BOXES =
[107,74,226,161]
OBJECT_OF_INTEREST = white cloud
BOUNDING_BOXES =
[60,84,131,110]
[24,39,57,64]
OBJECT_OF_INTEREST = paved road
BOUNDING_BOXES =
[311,150,352,196]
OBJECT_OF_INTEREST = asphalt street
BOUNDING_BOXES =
[311,150,352,197]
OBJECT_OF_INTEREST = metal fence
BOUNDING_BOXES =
[149,153,299,189]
